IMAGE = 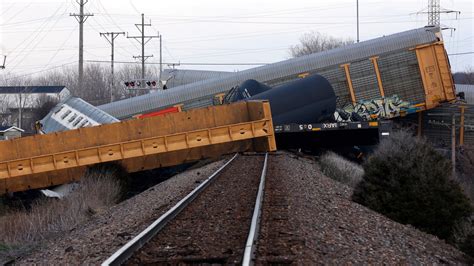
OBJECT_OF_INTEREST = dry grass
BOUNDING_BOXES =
[0,164,123,257]
[319,151,364,188]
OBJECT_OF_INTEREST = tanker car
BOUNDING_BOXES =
[227,74,392,149]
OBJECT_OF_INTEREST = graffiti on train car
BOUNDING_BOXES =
[335,95,420,122]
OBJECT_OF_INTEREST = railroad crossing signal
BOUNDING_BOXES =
[124,80,157,89]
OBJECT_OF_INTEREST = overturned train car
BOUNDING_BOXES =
[97,26,455,121]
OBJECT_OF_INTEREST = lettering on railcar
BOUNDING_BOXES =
[322,123,338,129]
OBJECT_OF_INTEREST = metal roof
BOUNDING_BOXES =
[0,86,67,94]
[40,97,119,133]
[0,125,24,132]
[98,26,442,119]
[161,69,232,89]
[455,84,474,104]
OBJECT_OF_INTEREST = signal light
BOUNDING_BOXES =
[125,80,158,88]
[145,80,157,87]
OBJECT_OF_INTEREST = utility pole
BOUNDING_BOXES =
[356,0,359,43]
[127,13,159,87]
[0,56,6,69]
[70,0,93,91]
[159,34,163,78]
[100,32,125,102]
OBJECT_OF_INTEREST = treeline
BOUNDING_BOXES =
[0,64,160,106]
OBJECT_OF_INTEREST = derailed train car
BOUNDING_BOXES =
[97,26,456,121]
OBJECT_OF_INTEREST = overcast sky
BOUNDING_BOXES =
[0,0,472,80]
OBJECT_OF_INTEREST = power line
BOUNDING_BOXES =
[0,14,68,26]
[7,3,67,71]
[39,25,78,74]
[94,0,141,52]
[448,52,474,56]
[84,60,269,66]
[4,61,77,81]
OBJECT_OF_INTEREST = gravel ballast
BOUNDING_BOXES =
[256,152,469,264]
[13,151,471,264]
[128,154,264,264]
[16,157,229,265]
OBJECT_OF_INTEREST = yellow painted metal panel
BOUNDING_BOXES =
[340,63,356,104]
[369,122,379,127]
[414,42,456,109]
[370,56,385,98]
[0,101,276,194]
[433,44,456,101]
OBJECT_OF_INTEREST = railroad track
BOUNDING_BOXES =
[102,153,268,265]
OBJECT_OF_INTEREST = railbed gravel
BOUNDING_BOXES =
[16,157,230,265]
[128,154,264,264]
[13,151,471,264]
[256,151,470,264]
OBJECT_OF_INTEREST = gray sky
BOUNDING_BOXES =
[0,0,472,80]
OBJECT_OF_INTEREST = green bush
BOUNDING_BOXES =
[352,131,473,240]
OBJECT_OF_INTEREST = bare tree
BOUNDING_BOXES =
[290,31,354,58]
[0,63,161,106]
[453,66,474,85]
[462,66,474,85]
[33,95,59,123]
[0,94,10,126]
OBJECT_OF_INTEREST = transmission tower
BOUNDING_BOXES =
[428,0,441,26]
[417,0,460,30]
[70,0,93,91]
[127,14,160,87]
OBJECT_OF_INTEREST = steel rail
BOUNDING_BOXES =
[242,152,268,266]
[101,153,239,266]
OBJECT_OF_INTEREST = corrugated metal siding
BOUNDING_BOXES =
[318,67,352,108]
[98,27,441,119]
[456,84,474,104]
[40,97,119,133]
[423,104,474,147]
[162,69,232,88]
[377,50,425,103]
[182,97,215,111]
[350,59,380,101]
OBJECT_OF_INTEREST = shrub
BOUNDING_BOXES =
[461,233,474,258]
[319,151,364,188]
[456,146,474,202]
[352,131,473,240]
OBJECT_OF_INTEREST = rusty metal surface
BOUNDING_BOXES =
[414,43,456,109]
[0,101,276,194]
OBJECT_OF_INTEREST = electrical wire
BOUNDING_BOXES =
[7,3,67,71]
[84,60,268,66]
[4,60,77,81]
